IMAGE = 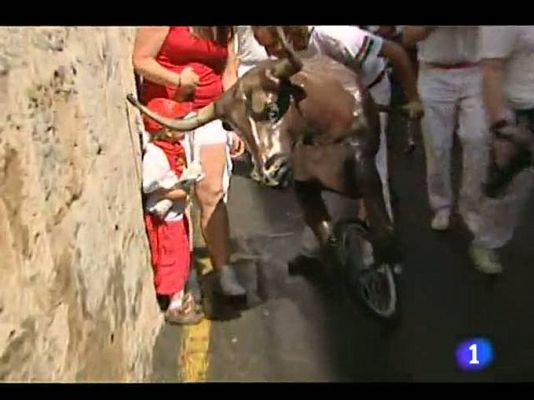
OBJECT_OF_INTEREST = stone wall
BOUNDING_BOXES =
[0,27,162,381]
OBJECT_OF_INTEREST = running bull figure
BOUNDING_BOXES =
[127,28,400,265]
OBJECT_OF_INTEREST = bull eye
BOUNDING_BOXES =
[266,103,280,123]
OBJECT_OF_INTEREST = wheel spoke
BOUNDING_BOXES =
[358,265,396,317]
[337,221,398,318]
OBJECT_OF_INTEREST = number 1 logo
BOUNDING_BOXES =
[456,338,494,371]
[468,344,479,365]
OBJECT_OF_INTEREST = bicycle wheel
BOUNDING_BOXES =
[335,218,400,320]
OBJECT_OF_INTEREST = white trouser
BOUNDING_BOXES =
[473,162,534,249]
[418,65,489,230]
[299,75,393,256]
[473,105,534,249]
[369,74,393,220]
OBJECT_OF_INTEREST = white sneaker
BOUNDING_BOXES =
[431,209,450,231]
[469,244,503,275]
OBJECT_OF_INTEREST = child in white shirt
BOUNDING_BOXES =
[142,98,204,325]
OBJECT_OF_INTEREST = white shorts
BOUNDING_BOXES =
[193,119,229,146]
[238,63,258,78]
[182,119,234,202]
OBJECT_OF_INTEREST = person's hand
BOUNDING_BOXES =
[229,131,246,159]
[402,99,425,120]
[177,161,205,192]
[174,67,199,101]
[490,120,532,167]
[179,67,199,89]
[169,131,187,141]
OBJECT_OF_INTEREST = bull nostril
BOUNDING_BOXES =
[265,154,289,170]
[276,165,293,189]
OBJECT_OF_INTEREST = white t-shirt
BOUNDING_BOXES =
[417,26,480,64]
[235,26,269,77]
[235,26,387,87]
[142,142,186,221]
[479,26,534,110]
[307,26,387,88]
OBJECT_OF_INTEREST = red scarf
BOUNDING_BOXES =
[153,140,187,177]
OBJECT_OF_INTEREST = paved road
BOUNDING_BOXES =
[152,112,534,383]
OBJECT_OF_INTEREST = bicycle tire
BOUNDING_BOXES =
[333,218,402,322]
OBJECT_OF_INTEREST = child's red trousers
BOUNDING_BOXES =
[144,214,191,296]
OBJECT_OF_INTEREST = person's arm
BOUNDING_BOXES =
[133,27,200,102]
[153,187,188,201]
[482,58,509,126]
[143,152,189,202]
[220,29,247,158]
[313,26,424,118]
[479,26,517,127]
[373,26,397,39]
[402,26,435,48]
[132,27,181,88]
[379,39,421,106]
[222,32,239,90]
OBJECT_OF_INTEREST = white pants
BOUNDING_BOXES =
[473,161,534,249]
[299,75,393,256]
[418,65,489,230]
[473,106,534,249]
[238,63,256,78]
[370,74,393,220]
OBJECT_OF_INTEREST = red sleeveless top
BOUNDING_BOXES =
[141,26,228,111]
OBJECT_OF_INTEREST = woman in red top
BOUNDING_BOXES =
[133,27,246,298]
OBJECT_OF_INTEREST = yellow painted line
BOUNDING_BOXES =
[178,205,212,382]
[180,316,211,382]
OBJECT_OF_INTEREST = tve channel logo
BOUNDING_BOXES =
[456,337,495,371]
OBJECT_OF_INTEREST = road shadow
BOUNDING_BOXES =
[151,323,182,382]
[206,106,534,381]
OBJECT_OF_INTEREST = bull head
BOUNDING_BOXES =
[127,27,304,188]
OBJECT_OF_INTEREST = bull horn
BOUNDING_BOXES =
[126,94,218,131]
[273,26,303,79]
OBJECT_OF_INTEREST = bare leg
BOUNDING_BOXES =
[294,180,335,248]
[289,180,339,275]
[195,144,231,268]
[350,147,401,264]
[195,143,245,296]
[299,191,360,258]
